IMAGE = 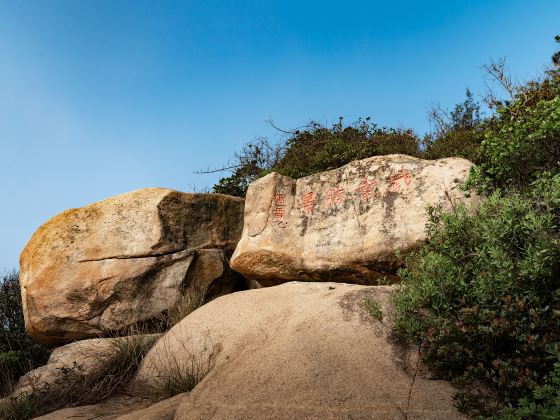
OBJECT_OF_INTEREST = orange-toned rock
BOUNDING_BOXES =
[20,188,244,344]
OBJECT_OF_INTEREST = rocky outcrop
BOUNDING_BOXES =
[231,154,476,285]
[20,188,245,344]
[133,282,467,419]
[15,334,160,398]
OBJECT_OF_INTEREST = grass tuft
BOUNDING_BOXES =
[363,297,383,321]
[0,327,156,419]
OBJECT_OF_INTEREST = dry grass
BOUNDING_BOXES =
[160,347,216,398]
[0,284,215,418]
[151,329,217,399]
[0,328,157,419]
[166,286,207,328]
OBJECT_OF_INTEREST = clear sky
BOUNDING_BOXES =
[1,1,559,270]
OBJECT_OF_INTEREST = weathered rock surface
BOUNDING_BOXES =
[14,334,160,398]
[34,393,186,420]
[117,393,187,420]
[134,282,466,419]
[231,154,477,285]
[35,394,155,420]
[20,188,245,344]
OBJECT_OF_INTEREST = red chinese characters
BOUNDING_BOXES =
[272,192,288,228]
[325,186,346,207]
[300,191,317,216]
[355,178,380,201]
[387,166,413,192]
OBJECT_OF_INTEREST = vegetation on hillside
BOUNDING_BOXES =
[210,34,560,417]
[211,119,421,197]
[1,31,559,420]
[210,83,485,198]
[394,36,560,418]
[0,271,50,396]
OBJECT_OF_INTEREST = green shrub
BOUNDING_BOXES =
[273,119,420,180]
[0,271,50,396]
[212,138,282,197]
[212,118,420,197]
[498,345,560,419]
[423,89,485,162]
[423,128,484,162]
[468,38,560,193]
[363,298,383,321]
[393,175,560,416]
[469,95,560,192]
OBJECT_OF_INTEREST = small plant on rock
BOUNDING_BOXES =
[363,297,383,321]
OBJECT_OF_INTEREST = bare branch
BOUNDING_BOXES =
[266,118,309,135]
[194,164,243,174]
[481,57,517,105]
[427,102,450,139]
[184,182,212,193]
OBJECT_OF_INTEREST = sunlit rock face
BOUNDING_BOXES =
[231,154,477,286]
[20,188,245,344]
[134,282,467,419]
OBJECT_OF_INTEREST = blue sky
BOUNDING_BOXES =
[1,1,559,270]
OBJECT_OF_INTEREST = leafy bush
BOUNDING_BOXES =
[498,346,560,419]
[468,38,560,193]
[212,138,283,197]
[273,118,420,180]
[423,89,485,162]
[469,94,560,192]
[423,127,484,163]
[393,173,560,416]
[0,271,50,396]
[212,118,420,197]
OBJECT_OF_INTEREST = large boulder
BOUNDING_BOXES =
[133,282,466,419]
[231,154,476,285]
[20,188,245,344]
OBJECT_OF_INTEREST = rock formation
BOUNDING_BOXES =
[20,188,245,344]
[13,156,483,418]
[231,154,476,285]
[133,282,467,419]
[15,334,160,398]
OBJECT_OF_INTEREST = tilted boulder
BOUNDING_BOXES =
[20,188,245,344]
[133,282,466,419]
[231,154,477,285]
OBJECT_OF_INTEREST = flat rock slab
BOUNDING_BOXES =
[134,282,467,419]
[20,188,244,344]
[34,394,154,420]
[231,154,476,285]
